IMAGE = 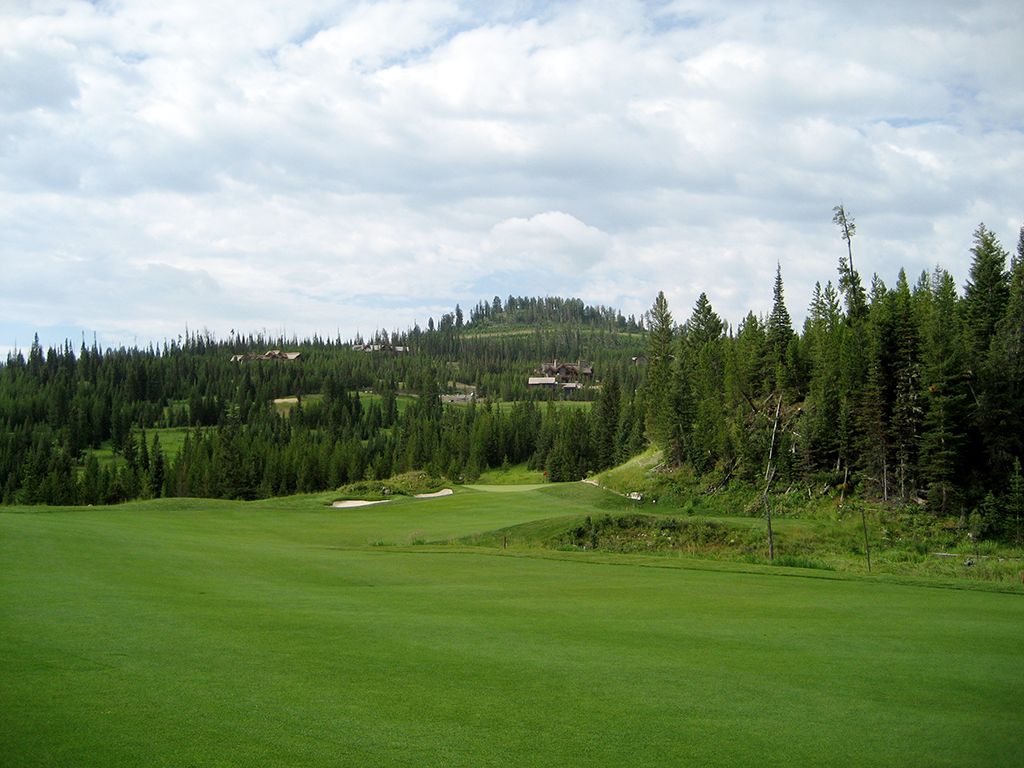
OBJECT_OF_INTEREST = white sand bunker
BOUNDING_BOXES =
[414,488,454,498]
[331,499,391,508]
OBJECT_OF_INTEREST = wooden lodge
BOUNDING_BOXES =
[527,359,593,391]
[230,350,302,362]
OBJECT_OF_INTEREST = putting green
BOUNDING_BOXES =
[2,493,1022,767]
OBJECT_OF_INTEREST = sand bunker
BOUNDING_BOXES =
[331,499,391,508]
[414,488,454,498]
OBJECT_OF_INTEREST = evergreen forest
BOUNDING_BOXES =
[3,218,1023,542]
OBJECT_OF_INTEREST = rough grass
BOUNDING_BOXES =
[83,426,205,470]
[591,446,664,496]
[334,471,448,501]
[269,392,325,416]
[271,392,414,417]
[2,488,1023,767]
[474,462,547,485]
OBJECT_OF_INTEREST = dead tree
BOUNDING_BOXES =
[762,394,783,561]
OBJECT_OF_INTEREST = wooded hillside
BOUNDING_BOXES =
[3,219,1022,540]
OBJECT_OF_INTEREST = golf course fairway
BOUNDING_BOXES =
[2,486,1022,767]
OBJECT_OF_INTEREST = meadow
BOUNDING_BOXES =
[86,426,198,470]
[2,485,1022,767]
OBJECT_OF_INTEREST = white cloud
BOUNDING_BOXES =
[1,0,1021,349]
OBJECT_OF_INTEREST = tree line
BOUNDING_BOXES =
[3,216,1022,540]
[641,214,1024,539]
[0,310,645,504]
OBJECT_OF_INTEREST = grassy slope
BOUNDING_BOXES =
[86,426,202,470]
[272,392,416,417]
[473,463,547,485]
[2,488,1023,767]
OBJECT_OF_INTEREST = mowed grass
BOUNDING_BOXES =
[84,426,205,470]
[2,487,1023,767]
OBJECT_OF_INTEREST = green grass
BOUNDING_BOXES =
[334,471,449,501]
[270,392,414,417]
[474,462,547,485]
[84,426,204,470]
[272,392,325,415]
[592,446,664,495]
[146,426,196,457]
[357,391,415,415]
[2,487,1023,767]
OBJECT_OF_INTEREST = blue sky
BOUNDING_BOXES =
[1,0,1022,353]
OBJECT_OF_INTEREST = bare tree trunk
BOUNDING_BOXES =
[860,507,871,573]
[763,395,783,562]
[765,396,781,484]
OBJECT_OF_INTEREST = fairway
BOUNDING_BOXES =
[2,488,1023,767]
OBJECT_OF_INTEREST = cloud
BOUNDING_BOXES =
[0,0,1021,350]
[488,212,610,273]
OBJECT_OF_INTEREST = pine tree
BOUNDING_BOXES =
[964,224,1012,493]
[765,264,794,394]
[803,281,843,472]
[149,433,165,498]
[918,269,967,514]
[855,279,892,499]
[1006,457,1024,545]
[80,454,102,505]
[963,224,1010,360]
[643,291,676,447]
[889,270,922,501]
[668,342,696,466]
[980,227,1024,482]
[594,370,621,470]
[684,293,725,472]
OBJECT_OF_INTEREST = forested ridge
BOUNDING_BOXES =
[2,218,1022,541]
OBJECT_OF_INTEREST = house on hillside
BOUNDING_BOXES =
[527,359,594,392]
[352,343,409,354]
[539,359,594,382]
[262,350,302,361]
[230,350,302,362]
[527,376,558,389]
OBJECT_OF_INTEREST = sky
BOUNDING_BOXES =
[1,0,1022,353]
